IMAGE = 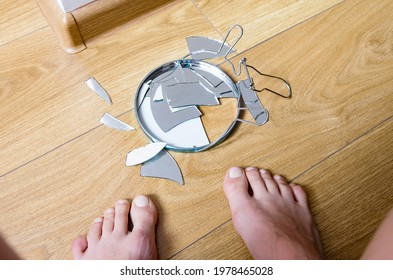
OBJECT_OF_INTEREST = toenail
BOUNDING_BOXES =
[134,195,149,207]
[274,175,282,180]
[105,208,114,214]
[93,217,103,223]
[117,199,129,205]
[260,169,269,174]
[245,167,256,171]
[229,167,243,178]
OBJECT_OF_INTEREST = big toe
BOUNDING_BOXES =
[223,167,251,214]
[71,235,88,259]
[130,195,158,259]
[130,195,157,235]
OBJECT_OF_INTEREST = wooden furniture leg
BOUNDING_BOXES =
[35,0,86,53]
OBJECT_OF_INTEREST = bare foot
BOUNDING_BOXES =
[0,234,20,260]
[72,195,158,260]
[361,209,393,260]
[223,167,323,260]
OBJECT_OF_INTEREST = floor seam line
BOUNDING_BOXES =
[0,109,134,178]
[168,218,233,260]
[290,114,393,182]
[0,125,101,178]
[190,0,224,40]
[234,0,347,59]
[0,25,48,48]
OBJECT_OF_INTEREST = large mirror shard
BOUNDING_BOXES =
[150,85,202,132]
[140,150,184,185]
[186,36,235,60]
[139,97,210,148]
[189,67,223,87]
[165,82,219,108]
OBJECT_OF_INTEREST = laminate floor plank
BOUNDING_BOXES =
[0,0,47,46]
[192,0,344,53]
[1,0,392,260]
[172,118,393,259]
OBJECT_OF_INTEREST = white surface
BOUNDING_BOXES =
[85,77,112,105]
[139,97,210,149]
[126,142,167,166]
[100,113,135,131]
[153,85,164,102]
[56,0,95,13]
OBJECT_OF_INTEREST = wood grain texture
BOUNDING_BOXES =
[171,220,253,260]
[35,0,86,53]
[1,0,392,260]
[0,1,219,176]
[0,0,47,46]
[72,0,178,45]
[171,118,393,259]
[192,0,344,53]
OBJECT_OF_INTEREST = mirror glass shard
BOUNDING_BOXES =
[186,36,235,60]
[139,97,210,148]
[189,67,223,87]
[137,82,151,108]
[85,77,112,105]
[217,91,236,98]
[165,82,219,108]
[126,142,167,166]
[100,113,135,131]
[153,85,164,102]
[150,86,202,132]
[237,80,269,125]
[141,150,184,185]
[213,82,235,98]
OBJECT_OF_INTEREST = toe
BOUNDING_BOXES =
[102,207,115,235]
[273,175,294,201]
[259,169,280,194]
[87,217,103,245]
[130,195,157,236]
[114,200,131,235]
[223,167,252,212]
[71,235,88,259]
[290,183,309,207]
[245,167,267,197]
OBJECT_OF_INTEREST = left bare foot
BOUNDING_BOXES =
[71,195,158,260]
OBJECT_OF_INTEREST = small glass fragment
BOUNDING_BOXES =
[153,85,164,102]
[85,77,112,105]
[100,113,135,131]
[126,142,167,166]
[137,82,151,108]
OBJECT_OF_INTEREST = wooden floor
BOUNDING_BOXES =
[0,0,392,260]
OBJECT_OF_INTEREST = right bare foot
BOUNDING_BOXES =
[223,167,323,259]
[71,195,158,260]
